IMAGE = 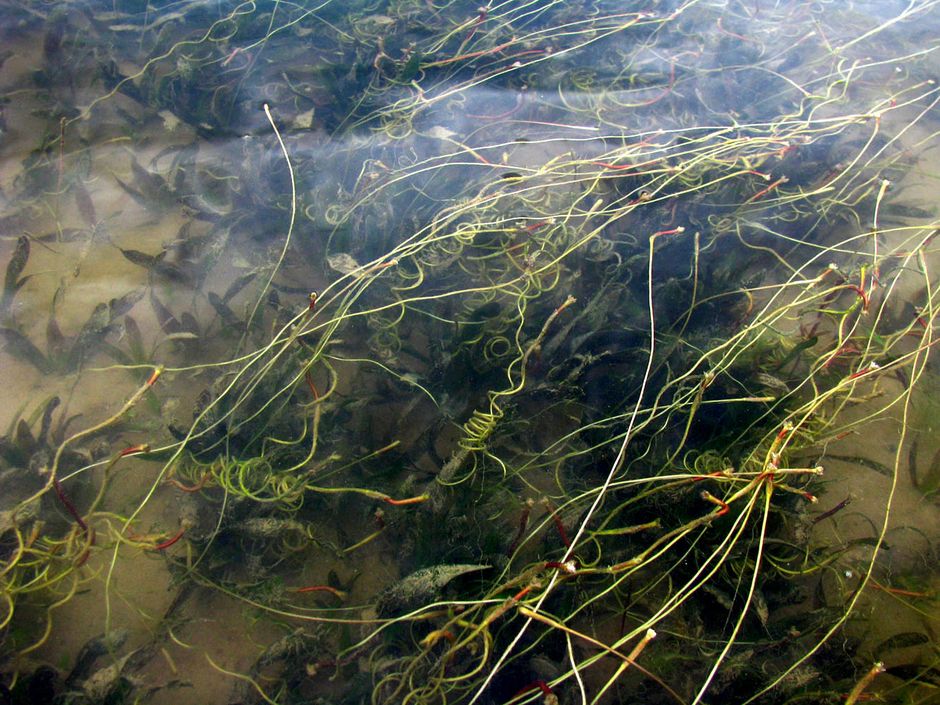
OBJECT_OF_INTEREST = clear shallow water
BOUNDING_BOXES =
[0,2,939,704]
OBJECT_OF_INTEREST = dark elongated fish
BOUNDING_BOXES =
[64,630,129,690]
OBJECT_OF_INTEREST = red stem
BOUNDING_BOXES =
[294,585,346,598]
[543,500,571,548]
[384,494,430,506]
[53,477,88,533]
[507,503,532,556]
[152,527,185,551]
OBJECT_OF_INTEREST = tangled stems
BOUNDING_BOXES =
[0,368,162,655]
[456,294,576,468]
[2,1,939,703]
[366,204,929,705]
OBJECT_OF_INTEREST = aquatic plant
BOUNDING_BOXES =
[0,1,938,704]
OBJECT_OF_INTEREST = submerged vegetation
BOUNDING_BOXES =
[0,0,939,703]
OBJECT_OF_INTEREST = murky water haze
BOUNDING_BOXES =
[1,1,939,704]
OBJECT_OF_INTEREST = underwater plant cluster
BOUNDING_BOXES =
[0,1,939,704]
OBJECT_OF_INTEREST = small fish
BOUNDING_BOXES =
[234,517,308,539]
[874,632,929,653]
[376,564,490,617]
[755,372,789,394]
[81,652,137,702]
[65,629,129,689]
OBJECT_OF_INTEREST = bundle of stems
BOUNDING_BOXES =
[1,1,938,703]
